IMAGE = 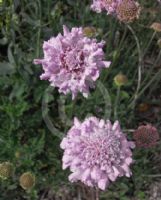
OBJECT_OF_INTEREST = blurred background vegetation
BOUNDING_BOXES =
[0,0,161,199]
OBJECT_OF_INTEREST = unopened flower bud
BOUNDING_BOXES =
[157,38,161,48]
[150,22,161,32]
[19,172,35,190]
[0,162,14,180]
[114,73,128,86]
[15,151,21,159]
[83,27,97,37]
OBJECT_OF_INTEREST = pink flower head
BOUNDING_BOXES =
[60,117,135,190]
[91,0,121,14]
[133,124,159,148]
[34,26,111,99]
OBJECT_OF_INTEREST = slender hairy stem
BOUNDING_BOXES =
[95,188,100,200]
[127,25,142,109]
[142,174,161,178]
[136,68,161,98]
[142,49,161,86]
[118,26,128,49]
[114,86,121,120]
[90,188,95,200]
[36,0,42,58]
[143,31,156,58]
[103,25,127,83]
[77,186,82,200]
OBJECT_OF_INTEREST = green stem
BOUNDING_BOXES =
[95,188,100,200]
[143,31,156,58]
[103,26,127,83]
[127,25,142,109]
[47,0,52,22]
[118,26,128,49]
[36,0,42,58]
[135,68,161,99]
[114,86,121,120]
[142,49,161,86]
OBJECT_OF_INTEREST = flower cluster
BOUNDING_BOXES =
[60,117,135,190]
[34,26,110,99]
[91,0,141,22]
[33,0,153,192]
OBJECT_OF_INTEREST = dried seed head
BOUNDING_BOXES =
[0,162,14,180]
[116,0,141,23]
[19,172,35,190]
[150,22,161,32]
[114,73,128,86]
[133,124,159,148]
[15,151,21,159]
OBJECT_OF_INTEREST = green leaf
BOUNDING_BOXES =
[0,62,15,75]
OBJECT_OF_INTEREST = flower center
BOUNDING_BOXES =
[80,131,121,167]
[60,47,85,75]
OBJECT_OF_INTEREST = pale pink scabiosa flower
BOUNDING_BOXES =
[133,124,159,148]
[91,0,121,14]
[60,117,135,190]
[34,26,111,99]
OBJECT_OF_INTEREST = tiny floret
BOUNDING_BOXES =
[60,117,135,190]
[34,26,111,99]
